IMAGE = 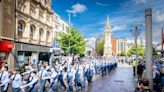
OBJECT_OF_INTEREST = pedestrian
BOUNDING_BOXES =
[0,65,10,92]
[10,67,22,92]
[137,62,144,80]
[21,70,38,92]
[134,78,151,92]
[132,59,137,76]
[153,66,161,92]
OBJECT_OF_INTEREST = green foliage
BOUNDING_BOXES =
[120,50,127,56]
[138,45,145,56]
[96,38,105,56]
[55,27,86,55]
[127,45,135,56]
[153,47,157,56]
[127,45,145,56]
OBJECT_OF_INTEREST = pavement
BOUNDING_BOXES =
[80,63,135,92]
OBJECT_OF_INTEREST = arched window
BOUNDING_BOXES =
[17,20,25,37]
[30,24,35,39]
[46,31,50,41]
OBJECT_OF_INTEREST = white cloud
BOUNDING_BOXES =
[154,10,164,23]
[66,3,87,16]
[133,0,151,5]
[95,2,109,6]
[112,25,127,31]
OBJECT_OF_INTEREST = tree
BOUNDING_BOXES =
[127,45,135,56]
[138,45,145,56]
[120,50,127,56]
[127,45,145,56]
[96,38,105,56]
[55,27,86,56]
[153,47,157,56]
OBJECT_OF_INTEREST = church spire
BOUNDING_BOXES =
[105,15,111,32]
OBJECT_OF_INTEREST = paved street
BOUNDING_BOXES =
[81,64,135,92]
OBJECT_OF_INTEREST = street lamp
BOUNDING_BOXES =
[130,26,141,78]
[68,12,71,56]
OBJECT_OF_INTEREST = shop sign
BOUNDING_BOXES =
[0,40,14,52]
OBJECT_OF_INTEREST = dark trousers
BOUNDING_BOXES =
[40,80,46,92]
[12,88,20,92]
[58,74,66,89]
[67,76,73,92]
[133,66,136,76]
[0,85,8,92]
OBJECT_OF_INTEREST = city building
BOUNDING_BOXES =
[103,16,112,58]
[112,37,117,54]
[52,12,69,55]
[0,0,15,69]
[116,37,127,54]
[15,0,54,63]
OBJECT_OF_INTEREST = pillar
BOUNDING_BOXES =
[145,8,153,90]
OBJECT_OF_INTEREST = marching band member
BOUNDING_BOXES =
[0,65,10,92]
[21,70,38,92]
[10,67,22,92]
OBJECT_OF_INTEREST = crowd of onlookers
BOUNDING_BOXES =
[132,56,164,92]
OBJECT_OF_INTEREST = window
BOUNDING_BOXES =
[62,24,64,30]
[46,31,50,41]
[39,10,43,20]
[17,0,25,12]
[55,24,58,30]
[39,29,43,40]
[18,21,25,37]
[30,4,36,17]
[30,25,35,39]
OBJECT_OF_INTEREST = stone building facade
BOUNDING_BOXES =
[52,13,69,54]
[116,37,127,54]
[0,0,16,70]
[15,0,54,63]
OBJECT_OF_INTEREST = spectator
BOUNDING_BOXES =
[137,62,144,80]
[153,66,161,92]
[134,78,151,92]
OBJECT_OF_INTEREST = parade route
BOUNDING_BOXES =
[81,64,135,92]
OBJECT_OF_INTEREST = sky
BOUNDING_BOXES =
[52,0,164,42]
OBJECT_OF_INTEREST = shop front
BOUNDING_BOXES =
[0,40,14,68]
[15,42,51,64]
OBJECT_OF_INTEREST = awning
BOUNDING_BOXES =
[0,40,14,52]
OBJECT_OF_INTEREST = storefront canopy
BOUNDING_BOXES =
[0,40,14,52]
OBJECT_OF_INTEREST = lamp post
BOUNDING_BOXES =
[130,25,141,78]
[68,12,71,56]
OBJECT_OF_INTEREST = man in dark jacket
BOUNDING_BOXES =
[137,62,144,80]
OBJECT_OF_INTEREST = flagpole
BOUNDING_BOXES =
[162,28,163,50]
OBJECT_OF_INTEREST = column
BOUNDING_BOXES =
[145,8,153,90]
[36,4,40,19]
[23,23,30,38]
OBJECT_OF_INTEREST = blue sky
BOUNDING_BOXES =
[52,0,164,42]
